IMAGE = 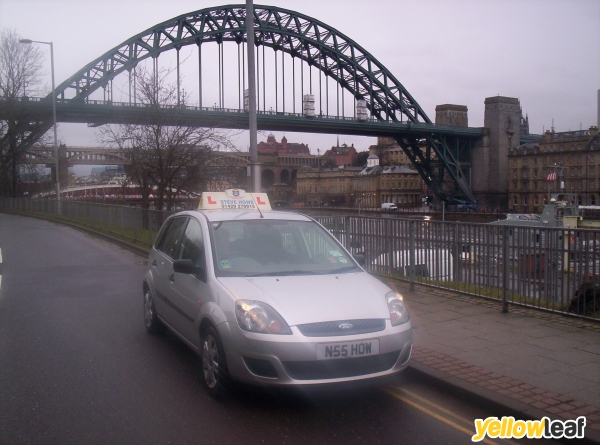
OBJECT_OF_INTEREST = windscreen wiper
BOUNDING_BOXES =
[322,266,360,274]
[244,270,320,277]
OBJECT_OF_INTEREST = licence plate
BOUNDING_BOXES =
[316,339,380,360]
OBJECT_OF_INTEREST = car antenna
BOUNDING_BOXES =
[249,193,265,218]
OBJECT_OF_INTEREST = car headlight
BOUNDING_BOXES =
[235,300,292,335]
[386,292,410,326]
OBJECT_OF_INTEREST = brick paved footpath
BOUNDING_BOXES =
[384,279,600,443]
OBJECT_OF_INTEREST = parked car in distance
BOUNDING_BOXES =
[456,201,478,212]
[372,248,453,281]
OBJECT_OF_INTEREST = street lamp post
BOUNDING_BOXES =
[19,39,60,210]
[246,0,261,193]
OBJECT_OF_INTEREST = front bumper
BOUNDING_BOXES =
[217,321,413,386]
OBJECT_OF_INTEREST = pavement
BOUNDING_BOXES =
[385,279,600,444]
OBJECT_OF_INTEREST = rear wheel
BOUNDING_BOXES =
[144,288,165,334]
[201,326,229,398]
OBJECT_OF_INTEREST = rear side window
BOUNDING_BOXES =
[156,217,188,259]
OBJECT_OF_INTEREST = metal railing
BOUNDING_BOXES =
[0,198,172,248]
[1,198,598,320]
[9,95,382,122]
[315,215,600,321]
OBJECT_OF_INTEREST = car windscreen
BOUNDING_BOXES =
[209,219,360,277]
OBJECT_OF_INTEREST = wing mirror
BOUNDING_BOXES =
[353,253,366,266]
[173,259,196,274]
[173,259,207,282]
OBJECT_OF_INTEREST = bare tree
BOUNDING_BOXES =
[97,65,239,211]
[0,29,46,197]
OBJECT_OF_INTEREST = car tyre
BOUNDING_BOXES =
[201,326,229,398]
[144,288,166,335]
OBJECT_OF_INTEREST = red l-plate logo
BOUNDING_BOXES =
[256,197,265,205]
[207,196,217,204]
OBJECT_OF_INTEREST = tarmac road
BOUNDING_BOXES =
[0,213,559,445]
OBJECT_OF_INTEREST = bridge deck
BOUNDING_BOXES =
[2,97,484,138]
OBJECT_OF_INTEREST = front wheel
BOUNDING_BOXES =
[143,288,166,335]
[201,326,229,398]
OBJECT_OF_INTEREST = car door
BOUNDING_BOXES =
[151,216,188,327]
[168,217,210,346]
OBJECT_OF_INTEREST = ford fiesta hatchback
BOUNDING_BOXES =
[143,189,413,396]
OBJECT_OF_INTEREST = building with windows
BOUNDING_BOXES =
[368,137,413,166]
[378,165,423,207]
[296,166,362,206]
[322,143,357,167]
[508,126,600,212]
[353,154,383,208]
[257,134,310,155]
[295,154,422,208]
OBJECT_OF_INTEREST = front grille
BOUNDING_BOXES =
[243,357,278,378]
[282,351,400,380]
[296,319,386,337]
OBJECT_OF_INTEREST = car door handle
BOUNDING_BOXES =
[168,274,175,282]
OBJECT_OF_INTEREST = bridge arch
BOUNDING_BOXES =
[16,4,474,203]
[55,4,430,125]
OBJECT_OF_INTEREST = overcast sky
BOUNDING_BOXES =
[1,0,599,167]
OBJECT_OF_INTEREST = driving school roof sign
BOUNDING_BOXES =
[199,189,272,211]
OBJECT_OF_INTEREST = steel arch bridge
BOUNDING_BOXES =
[3,4,480,203]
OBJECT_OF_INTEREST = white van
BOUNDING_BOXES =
[381,203,398,211]
[372,249,453,281]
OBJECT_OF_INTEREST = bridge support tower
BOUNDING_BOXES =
[472,96,522,210]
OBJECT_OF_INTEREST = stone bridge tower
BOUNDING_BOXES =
[435,104,468,127]
[472,96,522,209]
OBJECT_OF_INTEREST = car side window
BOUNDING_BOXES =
[157,217,188,259]
[178,218,205,265]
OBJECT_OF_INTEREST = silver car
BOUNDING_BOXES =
[143,191,413,396]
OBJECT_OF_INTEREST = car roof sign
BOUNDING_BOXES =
[199,189,272,211]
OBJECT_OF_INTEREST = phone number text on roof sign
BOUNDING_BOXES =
[221,200,256,209]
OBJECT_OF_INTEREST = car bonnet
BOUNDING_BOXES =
[217,272,391,326]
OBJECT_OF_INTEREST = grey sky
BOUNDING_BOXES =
[1,0,599,159]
